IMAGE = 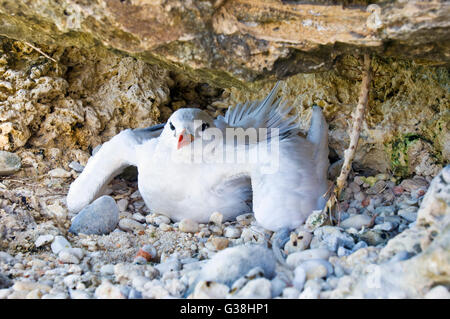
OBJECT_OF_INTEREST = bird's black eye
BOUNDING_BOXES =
[169,122,175,131]
[201,123,210,131]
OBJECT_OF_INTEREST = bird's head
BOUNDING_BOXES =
[161,108,215,151]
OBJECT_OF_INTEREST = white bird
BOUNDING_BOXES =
[66,82,329,236]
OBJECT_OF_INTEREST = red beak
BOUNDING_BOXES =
[177,129,194,150]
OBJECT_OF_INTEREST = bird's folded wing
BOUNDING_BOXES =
[66,124,164,213]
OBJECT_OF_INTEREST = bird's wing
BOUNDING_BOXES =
[66,124,164,213]
[216,82,300,141]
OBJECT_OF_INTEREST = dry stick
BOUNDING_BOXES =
[24,41,57,63]
[324,53,372,223]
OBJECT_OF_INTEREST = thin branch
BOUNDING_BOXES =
[24,41,57,63]
[323,53,372,223]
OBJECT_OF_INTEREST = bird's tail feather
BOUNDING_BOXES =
[307,105,329,181]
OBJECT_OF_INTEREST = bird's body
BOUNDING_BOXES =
[67,83,329,232]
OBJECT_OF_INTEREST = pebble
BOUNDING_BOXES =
[153,214,171,225]
[0,273,12,289]
[70,290,91,299]
[48,168,71,178]
[179,219,199,233]
[190,280,229,299]
[196,245,276,287]
[119,218,145,232]
[68,161,84,173]
[155,258,181,275]
[284,231,312,254]
[95,281,125,299]
[282,287,300,298]
[51,236,71,254]
[134,244,157,263]
[339,214,372,230]
[58,248,84,264]
[398,209,418,222]
[236,213,254,226]
[35,234,54,248]
[117,199,129,212]
[270,275,287,298]
[424,285,450,299]
[209,212,223,225]
[374,222,396,231]
[234,278,272,299]
[293,266,306,291]
[69,195,120,235]
[298,279,322,299]
[312,226,355,252]
[131,213,146,223]
[0,151,21,175]
[298,259,333,280]
[223,226,241,238]
[210,237,229,251]
[286,248,334,268]
[100,264,115,276]
[0,252,15,265]
[159,223,171,231]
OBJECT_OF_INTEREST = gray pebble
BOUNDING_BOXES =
[69,196,119,235]
[0,151,21,175]
[68,161,84,173]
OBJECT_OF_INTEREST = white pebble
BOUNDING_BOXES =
[51,236,71,254]
[35,235,54,248]
[234,278,272,299]
[209,212,223,225]
[179,219,199,233]
[286,248,334,268]
[223,226,241,238]
[118,218,145,232]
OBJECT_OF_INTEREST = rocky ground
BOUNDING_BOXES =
[0,157,449,299]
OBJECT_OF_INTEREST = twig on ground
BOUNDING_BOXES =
[24,41,57,63]
[323,53,372,224]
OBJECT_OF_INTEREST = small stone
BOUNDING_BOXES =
[100,264,115,276]
[366,180,386,195]
[0,151,21,175]
[223,226,241,238]
[234,278,272,299]
[116,199,128,212]
[393,186,404,195]
[286,248,334,268]
[282,287,300,298]
[51,236,71,254]
[339,214,372,230]
[119,218,145,232]
[398,209,418,222]
[155,258,181,275]
[337,246,352,257]
[48,168,71,178]
[58,248,84,264]
[298,259,333,280]
[374,222,396,231]
[236,213,254,226]
[293,266,306,291]
[95,281,125,299]
[134,244,157,262]
[153,214,171,225]
[400,178,428,192]
[69,195,119,235]
[354,191,365,202]
[424,285,450,299]
[131,213,146,223]
[305,210,328,231]
[210,237,229,251]
[70,290,91,299]
[284,231,312,254]
[179,219,199,233]
[190,281,229,299]
[68,161,84,173]
[35,234,54,248]
[209,212,223,225]
[0,273,12,289]
[312,226,355,252]
[159,223,171,231]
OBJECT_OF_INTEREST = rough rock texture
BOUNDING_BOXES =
[0,37,169,173]
[0,0,448,86]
